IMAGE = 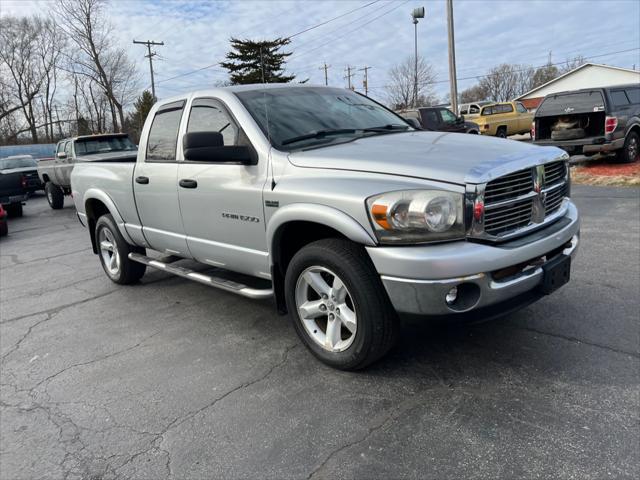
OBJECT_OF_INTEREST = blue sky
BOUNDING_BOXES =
[1,0,639,104]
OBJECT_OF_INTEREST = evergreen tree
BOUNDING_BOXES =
[220,37,295,85]
[127,90,155,142]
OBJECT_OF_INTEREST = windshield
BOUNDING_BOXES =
[235,87,411,150]
[0,156,37,170]
[75,136,137,156]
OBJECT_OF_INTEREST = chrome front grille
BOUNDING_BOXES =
[472,161,569,241]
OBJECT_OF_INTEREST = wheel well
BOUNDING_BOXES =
[628,124,640,138]
[85,199,110,253]
[42,174,50,182]
[271,221,348,314]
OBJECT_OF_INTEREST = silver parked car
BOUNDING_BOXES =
[71,84,580,370]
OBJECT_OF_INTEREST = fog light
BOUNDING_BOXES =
[445,286,458,305]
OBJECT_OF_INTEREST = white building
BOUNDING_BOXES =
[516,63,640,110]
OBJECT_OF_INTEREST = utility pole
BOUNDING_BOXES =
[359,66,372,96]
[344,66,356,90]
[319,62,331,86]
[54,105,63,138]
[133,39,164,101]
[446,0,458,114]
[411,7,425,108]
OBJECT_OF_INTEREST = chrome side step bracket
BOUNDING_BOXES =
[128,253,273,300]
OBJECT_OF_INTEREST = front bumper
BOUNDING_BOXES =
[366,201,580,317]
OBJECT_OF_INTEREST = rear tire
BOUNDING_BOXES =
[496,127,507,138]
[616,131,639,164]
[284,238,399,370]
[45,182,64,209]
[95,214,146,284]
[6,203,23,218]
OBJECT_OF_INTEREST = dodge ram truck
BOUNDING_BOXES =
[38,133,137,209]
[71,85,580,370]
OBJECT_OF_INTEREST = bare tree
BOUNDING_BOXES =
[460,84,489,103]
[55,0,138,132]
[559,55,587,74]
[386,56,437,110]
[0,17,44,142]
[478,63,534,102]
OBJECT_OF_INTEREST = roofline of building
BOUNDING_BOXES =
[515,62,640,100]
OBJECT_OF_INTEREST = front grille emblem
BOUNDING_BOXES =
[531,165,546,223]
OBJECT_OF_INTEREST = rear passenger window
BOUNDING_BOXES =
[610,90,630,107]
[187,98,238,146]
[146,101,185,162]
[626,88,639,104]
[497,104,513,113]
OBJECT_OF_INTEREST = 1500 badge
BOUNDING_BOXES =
[222,212,260,223]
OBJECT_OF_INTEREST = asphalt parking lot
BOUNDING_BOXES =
[1,185,639,480]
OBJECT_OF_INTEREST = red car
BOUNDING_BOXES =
[0,203,7,237]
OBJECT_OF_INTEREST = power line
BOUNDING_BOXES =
[133,39,164,100]
[367,46,640,90]
[287,0,380,38]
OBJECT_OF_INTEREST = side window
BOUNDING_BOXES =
[625,87,640,104]
[469,105,480,114]
[460,107,468,115]
[481,106,493,116]
[421,110,439,127]
[146,101,185,162]
[498,104,514,113]
[56,142,64,154]
[439,108,458,124]
[516,102,527,113]
[187,98,238,146]
[610,90,630,107]
[64,141,72,157]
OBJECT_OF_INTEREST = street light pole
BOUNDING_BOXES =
[446,0,459,114]
[411,7,425,108]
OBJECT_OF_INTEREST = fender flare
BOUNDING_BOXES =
[83,188,136,245]
[266,203,377,264]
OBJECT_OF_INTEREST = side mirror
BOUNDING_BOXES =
[183,131,256,165]
[56,152,67,159]
[404,118,422,130]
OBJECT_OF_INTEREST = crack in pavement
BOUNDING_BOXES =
[519,326,640,359]
[0,247,92,267]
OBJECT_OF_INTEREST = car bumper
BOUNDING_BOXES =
[534,137,624,153]
[0,194,28,205]
[366,201,580,317]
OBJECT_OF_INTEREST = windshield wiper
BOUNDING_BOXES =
[281,128,357,146]
[362,124,411,133]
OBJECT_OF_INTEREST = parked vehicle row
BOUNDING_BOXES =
[532,84,640,163]
[71,84,579,370]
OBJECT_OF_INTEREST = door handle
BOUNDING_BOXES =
[135,176,149,184]
[179,179,198,189]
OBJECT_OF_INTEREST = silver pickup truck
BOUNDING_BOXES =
[71,84,580,370]
[38,133,137,209]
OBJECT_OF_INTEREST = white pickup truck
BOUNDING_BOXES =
[71,84,580,370]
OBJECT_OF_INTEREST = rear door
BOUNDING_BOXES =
[177,97,269,278]
[133,100,191,257]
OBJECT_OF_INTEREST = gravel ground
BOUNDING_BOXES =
[1,186,638,480]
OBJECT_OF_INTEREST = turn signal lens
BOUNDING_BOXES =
[371,204,389,230]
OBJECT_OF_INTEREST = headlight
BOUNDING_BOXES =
[367,190,465,244]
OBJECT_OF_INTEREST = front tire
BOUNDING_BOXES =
[284,238,398,370]
[95,214,146,284]
[45,182,64,209]
[616,131,639,163]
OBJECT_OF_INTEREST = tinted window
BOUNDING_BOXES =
[610,90,629,107]
[187,98,238,146]
[422,110,439,127]
[146,103,184,162]
[516,102,527,113]
[626,87,640,104]
[75,136,136,156]
[235,87,409,151]
[0,156,37,169]
[537,91,605,115]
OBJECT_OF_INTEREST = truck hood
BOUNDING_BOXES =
[76,151,137,162]
[288,131,566,185]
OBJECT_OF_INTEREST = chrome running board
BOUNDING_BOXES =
[128,253,273,300]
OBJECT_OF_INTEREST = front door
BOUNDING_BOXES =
[177,97,269,278]
[133,100,191,257]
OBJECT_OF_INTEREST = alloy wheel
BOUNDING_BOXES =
[98,227,120,276]
[295,266,357,352]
